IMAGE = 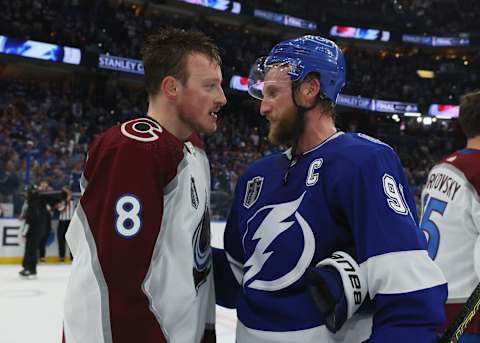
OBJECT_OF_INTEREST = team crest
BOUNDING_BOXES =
[192,207,212,291]
[191,177,199,209]
[243,176,264,209]
[120,117,162,142]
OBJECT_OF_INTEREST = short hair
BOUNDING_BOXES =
[459,90,480,139]
[141,28,222,97]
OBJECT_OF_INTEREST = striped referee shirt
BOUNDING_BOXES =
[58,200,75,221]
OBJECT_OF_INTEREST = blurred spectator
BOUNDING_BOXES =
[0,161,19,203]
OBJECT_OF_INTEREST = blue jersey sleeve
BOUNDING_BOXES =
[213,181,245,309]
[330,144,447,342]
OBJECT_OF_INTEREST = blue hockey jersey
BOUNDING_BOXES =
[214,132,447,343]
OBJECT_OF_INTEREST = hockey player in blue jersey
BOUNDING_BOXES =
[212,35,447,342]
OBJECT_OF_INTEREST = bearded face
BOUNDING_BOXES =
[260,67,301,146]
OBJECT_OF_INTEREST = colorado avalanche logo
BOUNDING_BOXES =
[242,192,315,291]
[120,117,163,142]
[192,207,212,291]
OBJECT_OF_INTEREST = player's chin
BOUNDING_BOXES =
[200,122,218,135]
[268,129,281,145]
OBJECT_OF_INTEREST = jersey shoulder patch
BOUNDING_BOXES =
[120,117,163,142]
[85,119,184,186]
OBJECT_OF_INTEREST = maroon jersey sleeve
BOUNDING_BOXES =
[80,121,183,342]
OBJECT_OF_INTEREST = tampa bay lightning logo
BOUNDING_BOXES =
[242,192,315,291]
[192,206,211,291]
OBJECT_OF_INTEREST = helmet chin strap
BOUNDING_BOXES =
[283,83,319,184]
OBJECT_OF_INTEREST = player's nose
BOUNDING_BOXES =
[260,100,271,117]
[216,87,227,107]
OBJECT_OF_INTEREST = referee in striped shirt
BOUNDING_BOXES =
[57,187,75,262]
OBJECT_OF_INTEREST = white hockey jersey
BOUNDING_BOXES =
[421,148,480,333]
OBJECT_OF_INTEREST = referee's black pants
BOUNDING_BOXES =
[22,222,45,273]
[57,220,71,259]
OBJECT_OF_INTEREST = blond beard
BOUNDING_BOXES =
[268,108,302,146]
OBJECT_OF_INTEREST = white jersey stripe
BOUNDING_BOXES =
[64,204,112,343]
[361,250,446,298]
[236,313,372,343]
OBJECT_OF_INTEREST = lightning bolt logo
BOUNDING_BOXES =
[242,191,315,291]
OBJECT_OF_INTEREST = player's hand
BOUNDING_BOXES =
[306,251,368,333]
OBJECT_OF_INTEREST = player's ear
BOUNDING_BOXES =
[300,76,320,106]
[161,76,179,100]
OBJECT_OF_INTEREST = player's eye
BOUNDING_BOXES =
[265,89,277,98]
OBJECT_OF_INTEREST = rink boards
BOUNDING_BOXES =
[0,219,226,264]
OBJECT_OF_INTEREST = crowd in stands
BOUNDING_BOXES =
[0,0,475,218]
[1,0,478,107]
[0,76,463,219]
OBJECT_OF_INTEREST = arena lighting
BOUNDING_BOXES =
[229,75,249,91]
[416,69,435,79]
[422,117,433,125]
[391,114,400,122]
[178,0,241,14]
[405,112,422,117]
[253,9,317,30]
[428,104,459,119]
[330,25,390,42]
[402,34,470,47]
[0,35,81,65]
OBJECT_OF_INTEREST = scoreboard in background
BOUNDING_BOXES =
[0,35,81,65]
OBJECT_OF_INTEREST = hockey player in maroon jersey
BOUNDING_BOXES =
[62,28,226,343]
[420,90,480,342]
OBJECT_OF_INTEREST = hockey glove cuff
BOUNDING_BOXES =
[307,251,368,333]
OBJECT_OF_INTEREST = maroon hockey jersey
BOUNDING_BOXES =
[63,116,216,343]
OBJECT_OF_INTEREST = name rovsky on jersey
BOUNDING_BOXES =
[424,172,462,201]
[421,148,480,334]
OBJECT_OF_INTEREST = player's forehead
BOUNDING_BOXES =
[186,53,222,81]
[264,65,291,83]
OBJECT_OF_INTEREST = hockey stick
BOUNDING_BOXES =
[439,282,480,343]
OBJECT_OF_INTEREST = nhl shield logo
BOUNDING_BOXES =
[191,177,199,209]
[243,176,264,209]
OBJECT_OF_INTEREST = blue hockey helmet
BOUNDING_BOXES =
[248,35,346,103]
